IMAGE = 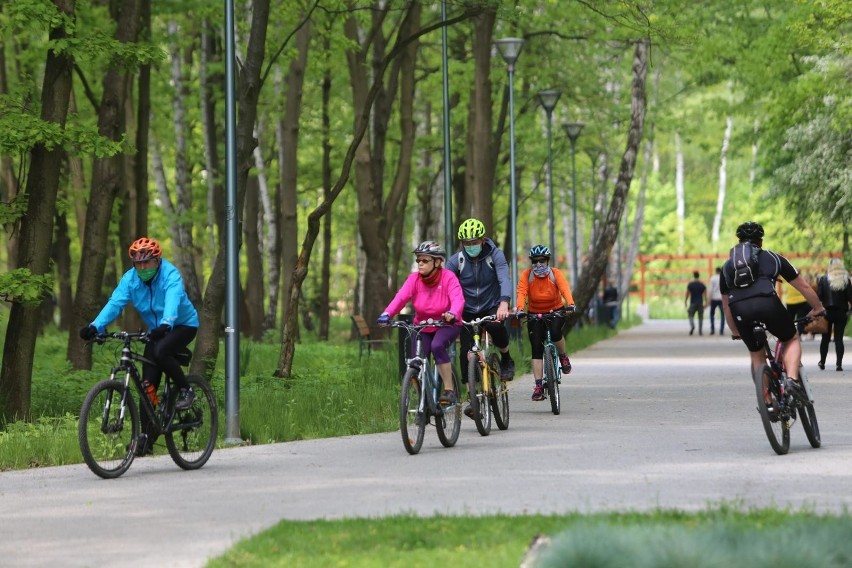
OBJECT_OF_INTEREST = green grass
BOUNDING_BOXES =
[0,315,627,470]
[207,508,852,567]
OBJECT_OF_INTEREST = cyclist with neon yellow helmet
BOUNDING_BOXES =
[446,218,516,388]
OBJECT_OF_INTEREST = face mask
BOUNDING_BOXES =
[533,265,550,277]
[136,267,158,282]
[464,244,482,257]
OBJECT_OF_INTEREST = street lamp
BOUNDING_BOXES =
[537,89,561,257]
[562,121,584,290]
[494,38,523,304]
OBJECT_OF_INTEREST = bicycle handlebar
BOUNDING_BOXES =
[462,314,498,327]
[514,306,576,321]
[382,318,451,331]
[88,330,149,345]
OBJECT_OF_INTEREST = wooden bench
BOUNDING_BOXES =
[351,314,392,358]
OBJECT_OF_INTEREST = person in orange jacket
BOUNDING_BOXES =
[515,245,576,401]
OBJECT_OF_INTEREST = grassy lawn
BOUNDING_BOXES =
[208,508,852,567]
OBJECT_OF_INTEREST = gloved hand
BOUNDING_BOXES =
[376,313,391,326]
[79,325,97,341]
[148,324,171,341]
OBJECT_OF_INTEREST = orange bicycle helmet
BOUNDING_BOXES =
[128,237,162,262]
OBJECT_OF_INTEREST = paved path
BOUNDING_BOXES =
[2,320,851,567]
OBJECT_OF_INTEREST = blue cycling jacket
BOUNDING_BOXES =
[90,259,199,332]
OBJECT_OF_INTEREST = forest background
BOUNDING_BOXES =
[0,0,849,423]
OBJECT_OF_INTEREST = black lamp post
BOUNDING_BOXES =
[537,89,561,257]
[494,37,524,304]
[562,122,584,290]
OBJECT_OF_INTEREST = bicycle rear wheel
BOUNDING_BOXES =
[400,368,426,454]
[78,379,138,479]
[467,355,491,436]
[754,364,789,455]
[487,352,509,430]
[544,345,561,415]
[436,367,461,448]
[166,375,218,470]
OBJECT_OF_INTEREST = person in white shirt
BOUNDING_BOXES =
[708,267,724,335]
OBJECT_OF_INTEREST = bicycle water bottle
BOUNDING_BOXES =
[142,379,159,406]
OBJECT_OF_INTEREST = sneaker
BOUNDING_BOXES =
[500,358,515,380]
[531,385,545,401]
[559,354,572,374]
[818,361,825,370]
[464,404,475,419]
[439,390,457,405]
[175,387,196,410]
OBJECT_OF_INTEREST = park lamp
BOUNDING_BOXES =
[537,89,561,116]
[494,37,524,71]
[562,121,584,143]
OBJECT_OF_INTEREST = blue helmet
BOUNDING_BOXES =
[528,245,551,259]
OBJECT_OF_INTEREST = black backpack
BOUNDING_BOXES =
[729,242,761,288]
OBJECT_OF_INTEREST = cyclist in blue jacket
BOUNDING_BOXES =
[445,218,515,382]
[80,237,200,426]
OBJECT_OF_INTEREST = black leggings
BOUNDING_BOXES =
[819,308,848,367]
[459,306,510,382]
[142,325,197,390]
[526,314,565,359]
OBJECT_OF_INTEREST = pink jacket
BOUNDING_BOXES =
[383,268,465,327]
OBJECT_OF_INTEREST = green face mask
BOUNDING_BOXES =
[136,267,158,282]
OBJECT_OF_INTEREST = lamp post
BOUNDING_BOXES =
[562,121,584,290]
[494,37,524,304]
[537,89,561,257]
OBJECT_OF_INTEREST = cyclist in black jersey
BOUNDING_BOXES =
[720,222,824,384]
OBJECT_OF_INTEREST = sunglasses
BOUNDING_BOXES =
[531,258,548,265]
[415,258,434,264]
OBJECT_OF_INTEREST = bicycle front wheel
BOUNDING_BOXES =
[400,368,426,454]
[166,375,218,470]
[487,352,509,430]
[754,364,789,455]
[78,379,138,479]
[467,355,491,436]
[544,345,561,415]
[436,367,461,448]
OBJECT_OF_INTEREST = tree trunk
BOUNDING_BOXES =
[244,176,264,339]
[191,0,270,379]
[570,40,648,321]
[463,8,496,231]
[0,0,75,421]
[675,131,684,255]
[65,0,141,370]
[276,21,310,336]
[711,115,732,245]
[0,41,20,270]
[318,40,332,341]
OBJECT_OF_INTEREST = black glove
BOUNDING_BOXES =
[376,313,391,326]
[79,325,97,341]
[148,324,171,341]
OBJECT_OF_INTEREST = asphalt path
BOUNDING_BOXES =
[2,319,851,567]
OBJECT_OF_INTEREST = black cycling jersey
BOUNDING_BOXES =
[721,248,801,352]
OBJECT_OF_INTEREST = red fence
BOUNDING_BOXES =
[634,252,840,304]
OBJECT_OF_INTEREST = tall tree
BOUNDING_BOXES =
[66,0,143,370]
[0,0,76,421]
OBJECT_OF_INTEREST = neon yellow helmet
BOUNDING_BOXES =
[457,218,485,241]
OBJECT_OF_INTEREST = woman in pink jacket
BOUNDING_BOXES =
[378,241,465,404]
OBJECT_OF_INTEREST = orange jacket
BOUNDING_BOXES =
[516,267,575,313]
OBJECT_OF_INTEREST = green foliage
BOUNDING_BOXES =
[0,269,54,306]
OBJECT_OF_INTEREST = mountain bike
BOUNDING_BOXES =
[79,331,218,478]
[385,319,462,455]
[751,317,821,455]
[462,315,510,435]
[517,307,574,415]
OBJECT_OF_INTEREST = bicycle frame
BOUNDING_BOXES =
[396,321,447,418]
[466,319,493,396]
[104,333,176,437]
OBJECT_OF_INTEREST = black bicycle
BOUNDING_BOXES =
[751,317,821,455]
[385,319,462,455]
[79,331,218,478]
[516,307,574,415]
